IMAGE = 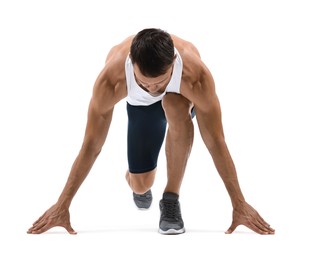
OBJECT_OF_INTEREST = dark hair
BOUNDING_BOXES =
[130,28,175,77]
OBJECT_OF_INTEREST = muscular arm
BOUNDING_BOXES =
[193,70,245,208]
[57,60,127,207]
[186,60,274,234]
[27,56,127,234]
[178,45,245,205]
[196,98,246,206]
[57,95,114,209]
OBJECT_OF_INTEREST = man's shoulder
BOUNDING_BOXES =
[93,37,130,100]
[106,38,132,63]
[103,36,134,80]
[179,46,205,82]
[172,37,203,71]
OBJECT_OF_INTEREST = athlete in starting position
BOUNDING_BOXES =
[27,28,275,235]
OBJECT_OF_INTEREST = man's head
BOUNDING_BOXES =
[130,28,175,78]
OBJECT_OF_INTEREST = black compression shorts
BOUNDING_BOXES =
[127,101,167,174]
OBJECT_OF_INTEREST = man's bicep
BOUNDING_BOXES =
[195,95,225,149]
[82,98,114,152]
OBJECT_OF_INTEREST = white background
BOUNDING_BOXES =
[1,0,308,259]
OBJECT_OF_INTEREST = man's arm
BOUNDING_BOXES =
[194,74,245,207]
[192,65,274,234]
[57,96,114,209]
[27,66,126,234]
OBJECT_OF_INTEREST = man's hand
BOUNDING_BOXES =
[27,204,77,235]
[225,201,275,235]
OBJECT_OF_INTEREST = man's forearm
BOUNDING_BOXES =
[209,141,245,208]
[57,145,101,208]
[56,102,114,208]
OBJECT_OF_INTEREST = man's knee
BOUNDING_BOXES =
[126,169,156,194]
[162,93,193,122]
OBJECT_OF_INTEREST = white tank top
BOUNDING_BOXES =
[125,48,183,106]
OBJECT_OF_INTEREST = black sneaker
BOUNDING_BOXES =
[133,189,153,209]
[159,192,185,235]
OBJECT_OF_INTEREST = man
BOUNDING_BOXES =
[27,28,275,235]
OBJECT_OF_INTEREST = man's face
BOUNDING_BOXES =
[133,64,173,96]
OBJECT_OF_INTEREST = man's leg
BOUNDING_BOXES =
[125,169,155,209]
[125,169,156,195]
[126,101,167,209]
[159,93,194,234]
[162,93,194,194]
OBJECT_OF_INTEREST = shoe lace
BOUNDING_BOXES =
[135,192,151,200]
[162,200,180,220]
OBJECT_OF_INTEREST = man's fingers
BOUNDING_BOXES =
[243,220,275,235]
[28,220,46,233]
[247,222,272,235]
[257,222,275,234]
[225,228,233,234]
[260,219,275,233]
[254,215,275,234]
[28,222,77,235]
[225,217,275,235]
[67,229,77,235]
[27,222,50,234]
[225,221,238,234]
[63,224,77,235]
[32,213,46,226]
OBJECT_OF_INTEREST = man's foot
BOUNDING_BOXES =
[133,189,153,209]
[159,192,185,235]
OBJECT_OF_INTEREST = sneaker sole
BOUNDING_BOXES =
[135,206,151,210]
[158,228,185,235]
